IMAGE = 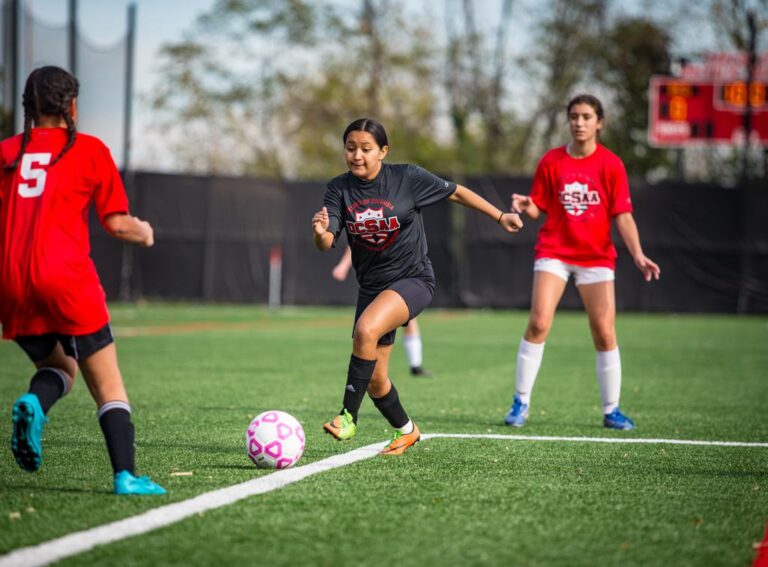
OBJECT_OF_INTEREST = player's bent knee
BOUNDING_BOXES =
[353,322,383,348]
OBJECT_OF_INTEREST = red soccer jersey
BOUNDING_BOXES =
[529,144,633,269]
[0,128,129,339]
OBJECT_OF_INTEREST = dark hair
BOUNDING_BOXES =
[566,94,604,121]
[6,66,80,170]
[342,118,388,148]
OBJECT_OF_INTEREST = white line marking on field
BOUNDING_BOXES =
[423,433,768,448]
[1,433,766,566]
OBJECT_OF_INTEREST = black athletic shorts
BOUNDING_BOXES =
[15,324,114,363]
[354,266,436,346]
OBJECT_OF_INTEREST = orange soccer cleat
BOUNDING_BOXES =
[380,423,421,455]
[323,409,357,440]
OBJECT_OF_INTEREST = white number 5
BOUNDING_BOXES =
[18,153,52,198]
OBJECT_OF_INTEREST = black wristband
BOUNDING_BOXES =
[497,211,504,224]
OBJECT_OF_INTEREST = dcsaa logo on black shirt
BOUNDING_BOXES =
[346,205,401,248]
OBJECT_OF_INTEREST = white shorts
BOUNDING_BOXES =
[534,258,614,286]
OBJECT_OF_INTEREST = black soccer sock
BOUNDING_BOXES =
[28,367,69,414]
[342,354,377,423]
[371,383,410,429]
[98,402,135,475]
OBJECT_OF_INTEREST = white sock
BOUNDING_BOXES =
[515,338,545,405]
[596,347,621,414]
[403,334,422,368]
[398,419,414,434]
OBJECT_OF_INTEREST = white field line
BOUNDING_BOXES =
[2,433,767,567]
[423,433,768,448]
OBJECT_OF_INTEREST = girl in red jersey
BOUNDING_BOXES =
[313,118,523,455]
[504,94,660,430]
[0,66,165,494]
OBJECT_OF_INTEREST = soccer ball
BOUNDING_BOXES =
[245,410,305,469]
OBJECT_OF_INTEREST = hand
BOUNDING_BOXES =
[498,212,523,233]
[138,219,154,247]
[634,254,660,282]
[312,206,330,236]
[331,264,349,281]
[511,193,531,214]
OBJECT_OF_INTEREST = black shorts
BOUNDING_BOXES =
[15,324,114,363]
[354,271,436,346]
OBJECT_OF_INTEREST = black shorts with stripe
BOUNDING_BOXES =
[15,324,114,363]
[354,265,435,346]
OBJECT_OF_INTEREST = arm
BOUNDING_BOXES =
[312,206,335,251]
[103,213,154,247]
[448,185,523,233]
[615,212,660,282]
[332,246,353,281]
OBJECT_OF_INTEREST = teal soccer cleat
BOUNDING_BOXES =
[114,471,167,495]
[11,393,47,472]
[603,407,636,430]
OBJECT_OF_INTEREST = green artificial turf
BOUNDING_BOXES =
[1,304,766,566]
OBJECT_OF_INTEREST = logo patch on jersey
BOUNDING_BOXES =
[346,207,401,246]
[560,181,600,216]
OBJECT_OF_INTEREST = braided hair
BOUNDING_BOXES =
[5,66,80,171]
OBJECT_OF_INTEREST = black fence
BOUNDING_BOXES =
[91,172,768,314]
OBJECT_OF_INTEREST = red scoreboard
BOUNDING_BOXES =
[648,75,768,147]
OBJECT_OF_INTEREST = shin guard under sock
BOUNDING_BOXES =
[342,355,376,423]
[28,367,69,414]
[371,383,409,429]
[98,402,135,475]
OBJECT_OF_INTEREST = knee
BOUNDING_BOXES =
[591,326,617,351]
[526,315,551,342]
[353,321,381,349]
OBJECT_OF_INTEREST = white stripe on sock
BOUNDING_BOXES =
[97,401,132,419]
[38,367,72,396]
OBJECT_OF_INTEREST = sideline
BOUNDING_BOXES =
[2,433,767,567]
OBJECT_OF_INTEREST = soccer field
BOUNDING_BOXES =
[1,304,766,566]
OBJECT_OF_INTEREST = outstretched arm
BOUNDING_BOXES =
[615,212,660,282]
[511,193,541,220]
[332,246,353,281]
[448,185,523,233]
[103,213,154,247]
[312,206,335,251]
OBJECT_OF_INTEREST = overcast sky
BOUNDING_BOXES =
[18,0,724,171]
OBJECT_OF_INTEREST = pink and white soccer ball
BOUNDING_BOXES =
[245,410,305,469]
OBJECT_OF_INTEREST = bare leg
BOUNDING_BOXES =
[77,343,129,406]
[368,344,394,399]
[524,271,568,343]
[577,281,617,351]
[353,290,410,359]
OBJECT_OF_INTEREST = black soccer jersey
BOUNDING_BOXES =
[324,163,457,293]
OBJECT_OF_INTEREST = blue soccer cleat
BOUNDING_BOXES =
[603,407,635,430]
[114,471,167,495]
[11,393,47,472]
[504,394,529,427]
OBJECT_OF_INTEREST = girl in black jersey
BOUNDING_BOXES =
[312,118,523,455]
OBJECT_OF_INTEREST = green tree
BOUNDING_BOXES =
[594,17,673,177]
[147,0,449,179]
[443,0,521,175]
[528,0,608,154]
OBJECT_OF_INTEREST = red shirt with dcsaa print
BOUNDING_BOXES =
[0,128,128,339]
[529,144,632,269]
